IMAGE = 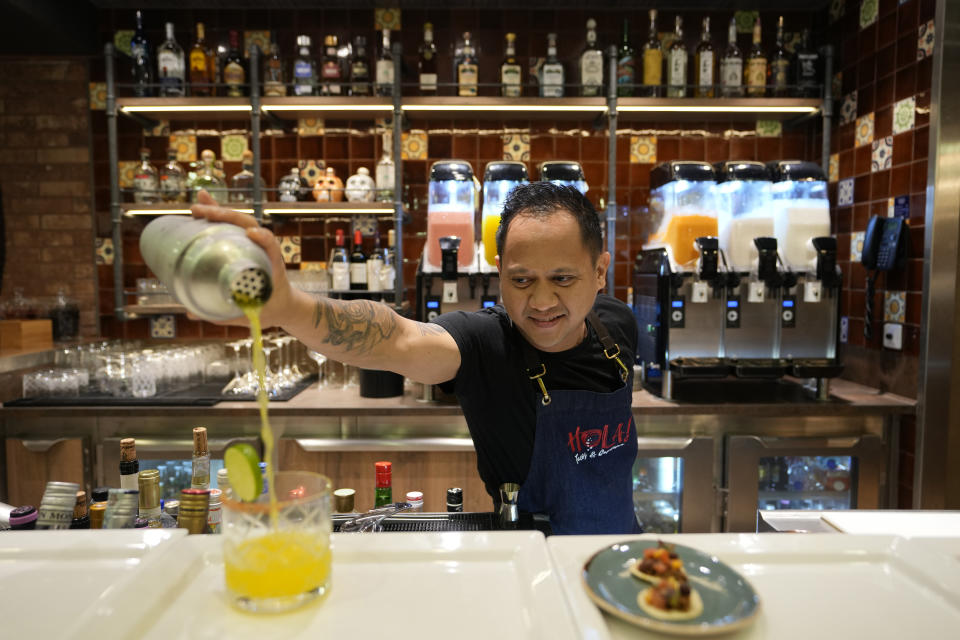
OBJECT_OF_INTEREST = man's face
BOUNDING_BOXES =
[497,209,610,352]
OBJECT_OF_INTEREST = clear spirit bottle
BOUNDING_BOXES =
[131,10,153,97]
[159,148,186,203]
[501,33,522,97]
[720,17,744,97]
[694,17,715,98]
[157,22,186,97]
[293,35,318,96]
[133,148,159,204]
[139,470,178,528]
[641,10,662,97]
[667,16,688,98]
[580,19,604,97]
[376,132,396,203]
[376,29,394,96]
[193,149,227,204]
[540,33,564,97]
[330,229,351,291]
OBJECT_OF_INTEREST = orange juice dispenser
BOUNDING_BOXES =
[633,162,727,400]
[481,161,528,267]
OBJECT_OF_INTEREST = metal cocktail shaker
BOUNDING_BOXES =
[140,216,273,321]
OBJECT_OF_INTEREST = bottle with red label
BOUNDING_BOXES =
[321,35,343,95]
[375,461,392,507]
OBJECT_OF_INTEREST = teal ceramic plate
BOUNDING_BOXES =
[582,539,761,636]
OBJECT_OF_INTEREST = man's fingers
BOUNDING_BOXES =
[247,227,287,275]
[196,189,217,206]
[191,202,261,229]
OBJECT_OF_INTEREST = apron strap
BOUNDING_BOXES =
[587,311,631,382]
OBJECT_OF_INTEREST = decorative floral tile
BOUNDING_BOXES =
[279,236,302,264]
[756,120,782,138]
[884,291,906,323]
[829,153,840,182]
[298,118,325,137]
[630,136,657,164]
[298,160,325,187]
[893,96,916,134]
[169,134,197,163]
[850,230,865,262]
[351,215,379,237]
[301,262,326,272]
[145,120,170,137]
[95,237,114,265]
[150,315,176,339]
[114,30,133,57]
[839,178,855,207]
[243,30,270,58]
[918,20,935,60]
[832,72,843,98]
[221,134,248,162]
[872,136,893,172]
[888,197,896,217]
[502,132,530,162]
[829,0,846,23]
[840,91,858,125]
[734,11,759,34]
[860,0,879,29]
[117,161,138,188]
[88,82,106,110]
[374,8,401,31]
[401,130,428,160]
[894,195,910,219]
[855,113,875,147]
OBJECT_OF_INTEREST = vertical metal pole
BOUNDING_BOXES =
[820,45,834,171]
[105,43,125,320]
[605,45,618,296]
[249,44,263,222]
[392,40,405,312]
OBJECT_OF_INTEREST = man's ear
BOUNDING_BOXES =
[596,251,611,289]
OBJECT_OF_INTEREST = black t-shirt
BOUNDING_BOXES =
[434,294,638,501]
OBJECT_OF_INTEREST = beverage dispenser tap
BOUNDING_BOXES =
[694,237,724,292]
[752,237,782,301]
[439,236,461,304]
[812,236,841,292]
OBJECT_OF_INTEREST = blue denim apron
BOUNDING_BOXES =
[516,312,640,535]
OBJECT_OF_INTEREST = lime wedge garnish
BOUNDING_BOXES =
[224,443,263,502]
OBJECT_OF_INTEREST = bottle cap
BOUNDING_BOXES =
[120,438,137,462]
[208,488,223,506]
[138,469,161,510]
[333,488,356,512]
[405,491,423,503]
[164,499,180,516]
[217,467,231,492]
[447,487,463,506]
[92,487,110,502]
[325,35,337,46]
[193,426,209,457]
[375,461,392,483]
[9,505,37,528]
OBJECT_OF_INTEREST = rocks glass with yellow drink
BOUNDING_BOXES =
[222,470,332,613]
[481,161,528,266]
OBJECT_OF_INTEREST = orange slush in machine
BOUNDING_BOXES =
[644,162,719,269]
[481,161,528,267]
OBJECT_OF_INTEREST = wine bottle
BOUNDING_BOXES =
[720,17,744,97]
[769,16,790,97]
[616,20,636,97]
[667,16,688,98]
[694,17,715,98]
[350,230,368,291]
[641,10,662,97]
[746,17,767,97]
[419,23,438,95]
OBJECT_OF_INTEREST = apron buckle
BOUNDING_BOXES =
[528,364,552,406]
[603,345,631,382]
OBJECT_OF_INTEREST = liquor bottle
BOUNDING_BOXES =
[230,151,263,204]
[207,488,223,534]
[381,228,397,291]
[769,16,790,97]
[89,501,106,529]
[36,481,80,530]
[321,35,343,95]
[539,33,564,98]
[616,20,636,97]
[350,36,370,96]
[641,10,662,97]
[500,33,522,97]
[191,426,210,489]
[720,17,744,97]
[216,467,231,498]
[405,491,424,511]
[178,488,210,534]
[103,489,139,529]
[278,168,301,202]
[457,31,479,97]
[139,469,178,528]
[133,148,159,204]
[159,148,186,203]
[330,229,351,291]
[694,17,715,98]
[350,230,368,291]
[120,437,140,491]
[222,30,246,97]
[189,22,214,97]
[9,505,38,530]
[157,22,186,97]
[366,231,384,293]
[293,35,318,96]
[667,16,688,98]
[795,29,819,98]
[131,10,153,97]
[263,34,286,97]
[374,461,393,507]
[376,131,395,203]
[193,149,227,204]
[70,491,90,529]
[447,487,464,512]
[580,19,604,97]
[376,28,394,96]
[419,23,438,95]
[746,17,767,97]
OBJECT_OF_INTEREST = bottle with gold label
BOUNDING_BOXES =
[192,426,211,489]
[641,10,662,97]
[666,15,688,98]
[746,17,766,97]
[222,30,245,97]
[694,17,715,98]
[769,16,790,97]
[139,469,177,528]
[501,33,522,97]
[457,32,479,97]
[178,488,211,534]
[189,22,214,96]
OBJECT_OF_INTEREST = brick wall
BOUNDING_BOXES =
[0,57,98,337]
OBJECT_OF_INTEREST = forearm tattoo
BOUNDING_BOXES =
[313,298,398,356]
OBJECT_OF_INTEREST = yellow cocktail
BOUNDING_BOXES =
[224,530,331,600]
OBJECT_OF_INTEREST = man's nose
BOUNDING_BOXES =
[528,282,557,310]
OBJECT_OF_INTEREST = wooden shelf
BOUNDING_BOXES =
[116,97,252,121]
[399,96,608,120]
[616,97,823,122]
[122,304,187,317]
[260,96,393,120]
[121,202,395,217]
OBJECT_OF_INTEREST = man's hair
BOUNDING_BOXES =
[495,182,603,262]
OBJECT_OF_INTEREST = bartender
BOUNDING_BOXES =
[193,182,639,535]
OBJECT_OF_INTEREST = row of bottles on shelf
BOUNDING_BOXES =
[130,133,396,205]
[759,456,852,493]
[328,228,398,293]
[125,10,819,99]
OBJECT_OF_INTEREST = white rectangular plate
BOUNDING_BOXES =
[75,531,578,640]
[821,510,960,538]
[0,529,186,639]
[549,533,960,640]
